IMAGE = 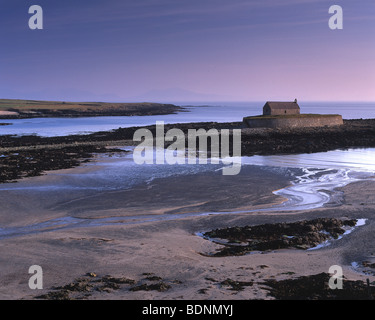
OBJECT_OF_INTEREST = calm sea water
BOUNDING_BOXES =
[0,147,374,238]
[0,101,373,137]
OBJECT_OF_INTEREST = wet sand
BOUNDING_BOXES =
[0,157,374,300]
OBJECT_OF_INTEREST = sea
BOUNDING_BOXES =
[0,101,373,137]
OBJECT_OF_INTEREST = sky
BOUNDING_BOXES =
[0,0,374,102]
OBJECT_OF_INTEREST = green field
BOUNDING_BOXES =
[0,99,181,117]
[0,99,173,111]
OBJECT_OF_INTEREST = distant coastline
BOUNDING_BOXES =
[0,99,184,119]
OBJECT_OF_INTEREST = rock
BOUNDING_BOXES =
[86,272,97,277]
[201,218,359,256]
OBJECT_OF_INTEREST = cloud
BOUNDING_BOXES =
[44,0,331,28]
[130,87,234,102]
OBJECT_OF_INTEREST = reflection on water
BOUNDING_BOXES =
[0,105,244,137]
[0,148,374,239]
[1,148,374,193]
[242,148,375,172]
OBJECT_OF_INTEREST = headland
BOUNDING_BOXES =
[0,99,183,119]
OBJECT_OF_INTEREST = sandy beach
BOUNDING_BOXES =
[0,151,374,300]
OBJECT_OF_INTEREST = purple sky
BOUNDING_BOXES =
[1,0,374,102]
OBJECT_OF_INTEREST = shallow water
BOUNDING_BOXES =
[0,148,374,239]
[307,219,367,251]
[242,148,375,173]
[241,148,375,211]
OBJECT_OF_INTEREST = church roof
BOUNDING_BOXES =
[264,101,300,110]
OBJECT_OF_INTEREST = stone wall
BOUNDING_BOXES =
[264,109,300,116]
[243,114,343,129]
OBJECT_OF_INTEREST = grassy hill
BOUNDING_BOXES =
[0,99,182,118]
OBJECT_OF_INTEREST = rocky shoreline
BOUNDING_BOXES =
[0,118,374,184]
[35,272,176,300]
[200,218,358,256]
[241,118,375,155]
[263,273,375,300]
[0,144,128,183]
[33,270,375,300]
